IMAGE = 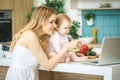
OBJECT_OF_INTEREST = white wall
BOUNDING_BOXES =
[34,0,46,7]
[64,0,82,35]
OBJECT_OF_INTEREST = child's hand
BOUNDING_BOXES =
[76,53,85,57]
[65,40,80,49]
[65,56,71,63]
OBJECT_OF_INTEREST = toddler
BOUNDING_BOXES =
[48,13,88,62]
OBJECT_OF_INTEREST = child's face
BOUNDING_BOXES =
[57,20,71,36]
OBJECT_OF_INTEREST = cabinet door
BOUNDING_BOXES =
[12,0,34,35]
[0,0,13,10]
[0,66,9,80]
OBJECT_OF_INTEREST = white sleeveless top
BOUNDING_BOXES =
[5,36,39,80]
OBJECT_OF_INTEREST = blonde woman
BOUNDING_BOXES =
[5,6,80,80]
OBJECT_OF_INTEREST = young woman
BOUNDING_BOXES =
[5,6,80,80]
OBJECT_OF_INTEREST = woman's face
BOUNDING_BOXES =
[42,14,57,35]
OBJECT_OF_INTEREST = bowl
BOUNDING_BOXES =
[79,37,93,44]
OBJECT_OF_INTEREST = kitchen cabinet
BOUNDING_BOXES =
[0,0,34,36]
[0,66,103,80]
[70,0,120,10]
[0,0,13,10]
[12,0,34,36]
[0,66,8,80]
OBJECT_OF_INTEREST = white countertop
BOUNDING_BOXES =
[0,57,12,66]
[0,57,120,76]
[0,48,120,80]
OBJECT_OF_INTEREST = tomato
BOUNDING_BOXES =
[79,44,88,55]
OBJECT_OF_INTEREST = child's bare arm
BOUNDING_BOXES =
[70,52,88,62]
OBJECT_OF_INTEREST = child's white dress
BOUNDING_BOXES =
[49,31,68,53]
[5,36,39,80]
[48,31,70,62]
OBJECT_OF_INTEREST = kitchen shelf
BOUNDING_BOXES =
[77,8,120,10]
[70,0,120,10]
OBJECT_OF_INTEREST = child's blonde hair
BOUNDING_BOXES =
[56,13,72,29]
[10,6,56,52]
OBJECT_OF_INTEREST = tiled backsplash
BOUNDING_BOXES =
[82,10,120,43]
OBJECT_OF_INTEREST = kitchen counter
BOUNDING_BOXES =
[0,57,120,80]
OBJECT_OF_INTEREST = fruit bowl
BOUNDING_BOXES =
[79,37,93,44]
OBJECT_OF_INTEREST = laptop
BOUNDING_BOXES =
[81,37,120,66]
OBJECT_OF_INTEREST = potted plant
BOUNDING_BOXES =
[68,20,81,41]
[27,0,65,22]
[43,0,65,14]
[84,13,94,26]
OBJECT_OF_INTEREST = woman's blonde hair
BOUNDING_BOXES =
[10,6,56,52]
[56,13,72,28]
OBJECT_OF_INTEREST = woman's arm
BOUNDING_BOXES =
[23,31,79,71]
[24,31,75,71]
[47,52,57,58]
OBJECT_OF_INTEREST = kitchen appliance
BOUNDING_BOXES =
[0,10,12,42]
